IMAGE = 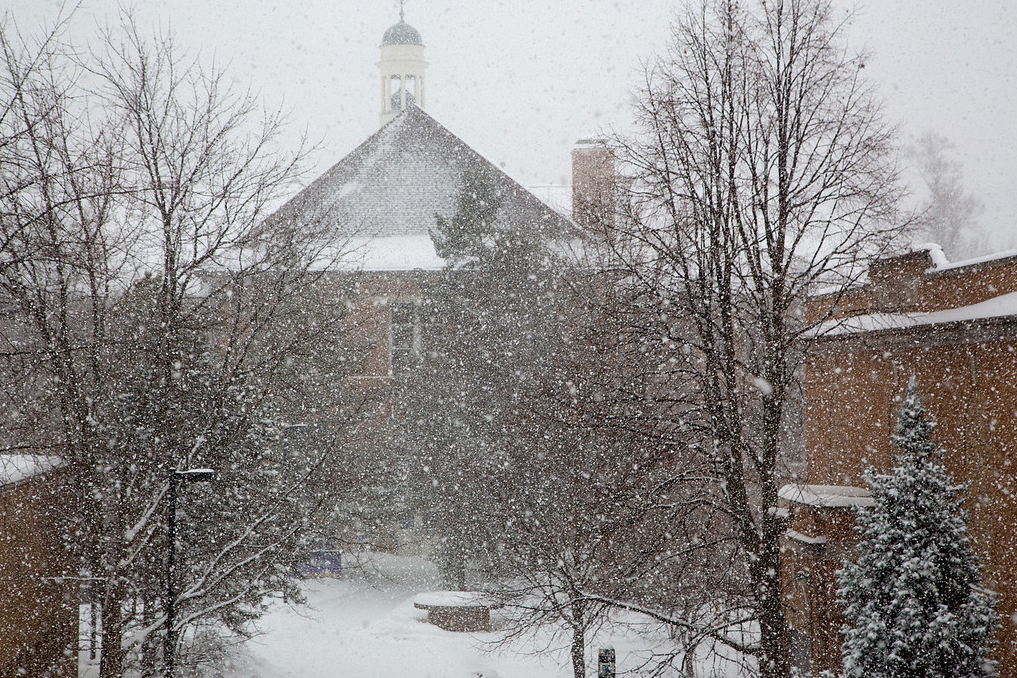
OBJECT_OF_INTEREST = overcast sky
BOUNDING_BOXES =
[11,0,1017,254]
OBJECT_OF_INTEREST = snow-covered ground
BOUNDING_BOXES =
[221,552,747,678]
[225,553,532,678]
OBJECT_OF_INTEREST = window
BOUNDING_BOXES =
[389,301,419,375]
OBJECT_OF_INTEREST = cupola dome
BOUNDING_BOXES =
[382,20,423,46]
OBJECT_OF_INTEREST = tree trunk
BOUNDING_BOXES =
[442,525,468,590]
[757,554,790,678]
[571,600,586,678]
[89,599,99,661]
[757,393,790,678]
[99,584,126,678]
[140,596,159,677]
[571,627,585,678]
[453,549,467,591]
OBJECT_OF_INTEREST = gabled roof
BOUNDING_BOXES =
[270,106,573,271]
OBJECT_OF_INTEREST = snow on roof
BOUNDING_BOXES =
[269,106,574,271]
[784,528,828,545]
[345,235,445,272]
[0,455,64,487]
[526,184,572,218]
[573,137,610,149]
[929,248,1017,273]
[911,242,948,269]
[413,591,498,608]
[778,483,874,508]
[817,290,1017,337]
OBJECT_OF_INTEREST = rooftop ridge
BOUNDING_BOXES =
[267,106,577,270]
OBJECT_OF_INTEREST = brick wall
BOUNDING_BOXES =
[345,272,428,381]
[571,139,615,237]
[796,248,1017,676]
[813,249,1017,320]
[0,473,76,678]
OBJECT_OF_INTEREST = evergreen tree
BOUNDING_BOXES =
[393,164,567,588]
[838,377,998,678]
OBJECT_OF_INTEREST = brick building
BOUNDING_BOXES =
[782,246,1017,676]
[271,102,576,376]
[267,12,593,550]
[0,456,76,678]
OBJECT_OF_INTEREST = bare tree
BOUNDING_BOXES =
[484,321,730,678]
[0,16,370,677]
[605,0,905,675]
[560,266,760,678]
[907,132,987,260]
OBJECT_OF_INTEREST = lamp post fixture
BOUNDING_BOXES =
[165,468,214,678]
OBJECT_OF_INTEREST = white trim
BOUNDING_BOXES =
[784,529,827,545]
[778,483,874,508]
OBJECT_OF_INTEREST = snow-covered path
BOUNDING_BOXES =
[226,554,571,678]
[225,552,746,678]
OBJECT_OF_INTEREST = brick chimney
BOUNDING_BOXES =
[571,138,615,236]
[868,249,933,312]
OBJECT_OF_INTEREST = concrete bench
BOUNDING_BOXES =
[413,591,501,632]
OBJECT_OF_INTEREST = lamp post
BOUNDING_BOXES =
[165,468,214,678]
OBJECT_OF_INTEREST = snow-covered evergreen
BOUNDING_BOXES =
[837,376,998,678]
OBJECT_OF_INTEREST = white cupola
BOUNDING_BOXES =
[378,3,428,127]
